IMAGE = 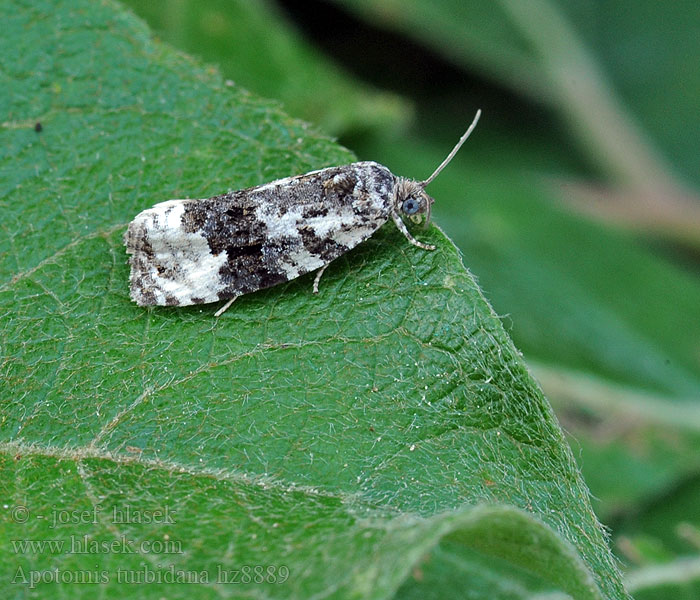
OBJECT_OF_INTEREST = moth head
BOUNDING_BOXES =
[394,178,435,225]
[389,110,481,251]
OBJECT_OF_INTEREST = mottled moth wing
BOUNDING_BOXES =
[124,161,395,307]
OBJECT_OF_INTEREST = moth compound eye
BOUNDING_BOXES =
[401,197,421,215]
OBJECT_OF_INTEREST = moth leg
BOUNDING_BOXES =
[313,265,328,294]
[214,295,238,318]
[391,211,436,251]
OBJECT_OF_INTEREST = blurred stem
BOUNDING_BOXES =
[497,0,687,195]
[531,362,700,433]
[625,556,700,593]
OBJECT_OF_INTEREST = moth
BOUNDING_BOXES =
[125,110,481,316]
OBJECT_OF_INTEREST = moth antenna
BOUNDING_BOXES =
[421,109,481,188]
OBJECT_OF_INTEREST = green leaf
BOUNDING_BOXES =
[0,1,627,598]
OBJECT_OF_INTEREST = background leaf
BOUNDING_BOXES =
[0,0,627,598]
[120,0,412,137]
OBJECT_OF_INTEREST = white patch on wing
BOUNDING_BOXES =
[127,200,228,305]
[276,246,325,280]
[255,203,305,239]
[330,223,381,247]
[306,210,356,239]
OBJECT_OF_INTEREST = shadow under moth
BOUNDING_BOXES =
[125,111,481,316]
